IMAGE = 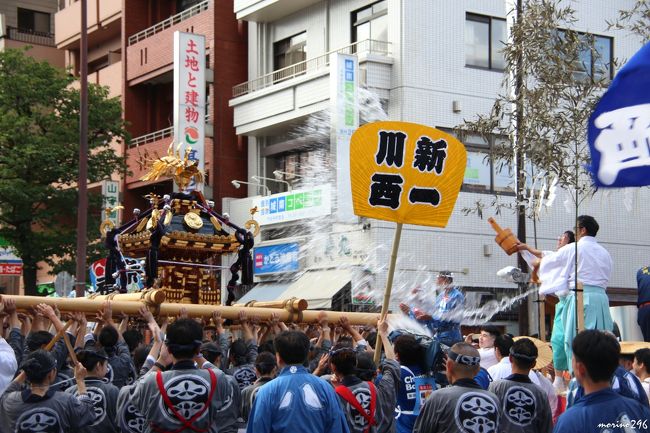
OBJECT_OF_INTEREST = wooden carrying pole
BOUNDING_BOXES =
[233,298,308,312]
[374,222,403,364]
[0,295,385,326]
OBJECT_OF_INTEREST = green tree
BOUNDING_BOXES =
[0,48,128,295]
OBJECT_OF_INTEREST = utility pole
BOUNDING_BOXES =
[75,0,88,297]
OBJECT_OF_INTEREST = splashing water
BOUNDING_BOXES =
[257,86,531,328]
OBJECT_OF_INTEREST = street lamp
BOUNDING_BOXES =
[231,179,271,195]
[273,170,304,181]
[251,175,292,192]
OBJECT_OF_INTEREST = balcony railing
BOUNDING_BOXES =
[4,26,55,47]
[128,114,210,148]
[232,39,391,97]
[127,0,210,46]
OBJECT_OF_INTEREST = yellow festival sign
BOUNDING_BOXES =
[350,121,467,227]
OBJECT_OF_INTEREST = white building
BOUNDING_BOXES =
[224,0,648,335]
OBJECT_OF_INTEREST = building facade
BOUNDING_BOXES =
[225,0,648,334]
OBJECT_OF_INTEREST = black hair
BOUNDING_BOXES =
[255,351,277,375]
[394,335,424,367]
[133,346,150,372]
[123,329,144,353]
[635,348,650,372]
[259,340,275,355]
[229,339,248,366]
[274,331,310,365]
[620,353,635,363]
[572,330,619,382]
[494,334,514,358]
[564,230,576,244]
[166,318,203,359]
[98,325,119,348]
[26,331,54,352]
[510,338,538,370]
[330,344,357,376]
[355,352,377,381]
[577,215,599,237]
[479,325,501,338]
[365,331,377,349]
[77,348,109,372]
[21,350,57,384]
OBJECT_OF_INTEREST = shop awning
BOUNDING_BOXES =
[280,269,351,310]
[237,270,351,309]
[236,282,292,304]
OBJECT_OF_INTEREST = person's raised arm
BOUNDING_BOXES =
[377,316,395,360]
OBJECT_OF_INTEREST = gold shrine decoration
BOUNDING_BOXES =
[100,205,124,237]
[140,142,205,191]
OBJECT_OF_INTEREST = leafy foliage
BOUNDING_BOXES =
[0,48,129,294]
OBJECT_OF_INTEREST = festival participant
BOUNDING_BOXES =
[130,318,237,433]
[388,333,426,433]
[554,330,650,432]
[0,299,18,396]
[637,265,650,341]
[399,271,464,346]
[537,216,613,372]
[246,330,350,433]
[413,342,500,433]
[66,348,119,433]
[476,325,501,369]
[488,338,553,433]
[0,350,97,432]
[329,317,400,433]
[517,230,575,391]
[241,351,277,423]
[487,334,536,384]
[226,312,258,391]
[633,348,650,401]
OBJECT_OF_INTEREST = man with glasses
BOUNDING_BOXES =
[538,215,613,373]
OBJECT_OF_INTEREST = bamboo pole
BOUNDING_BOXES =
[44,320,74,351]
[374,222,403,364]
[87,289,166,305]
[232,298,308,312]
[0,295,385,326]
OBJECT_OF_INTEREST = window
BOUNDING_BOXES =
[465,13,506,70]
[352,1,388,44]
[557,30,613,81]
[265,149,328,194]
[177,0,203,12]
[273,32,307,71]
[17,8,51,34]
[441,129,515,194]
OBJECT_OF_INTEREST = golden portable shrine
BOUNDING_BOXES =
[99,143,260,306]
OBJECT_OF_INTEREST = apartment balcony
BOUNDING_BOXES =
[55,0,121,50]
[125,0,213,86]
[230,39,392,136]
[0,25,64,68]
[126,117,214,187]
[234,0,322,22]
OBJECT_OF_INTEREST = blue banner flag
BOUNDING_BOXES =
[588,42,650,187]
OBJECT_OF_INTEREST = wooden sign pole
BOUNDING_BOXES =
[373,222,403,364]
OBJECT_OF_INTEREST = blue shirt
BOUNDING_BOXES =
[554,388,650,433]
[567,366,649,408]
[395,364,423,433]
[246,365,350,433]
[409,287,464,333]
[474,367,492,390]
[637,266,650,306]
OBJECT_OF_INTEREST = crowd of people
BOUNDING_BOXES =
[0,213,649,433]
[0,295,649,433]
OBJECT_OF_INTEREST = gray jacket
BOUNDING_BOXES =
[488,375,553,433]
[66,377,120,433]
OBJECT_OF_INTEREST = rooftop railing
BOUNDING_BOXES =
[128,114,210,149]
[232,39,391,98]
[127,0,210,46]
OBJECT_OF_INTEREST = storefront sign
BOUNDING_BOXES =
[254,243,300,275]
[102,180,120,226]
[0,238,22,275]
[254,185,332,226]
